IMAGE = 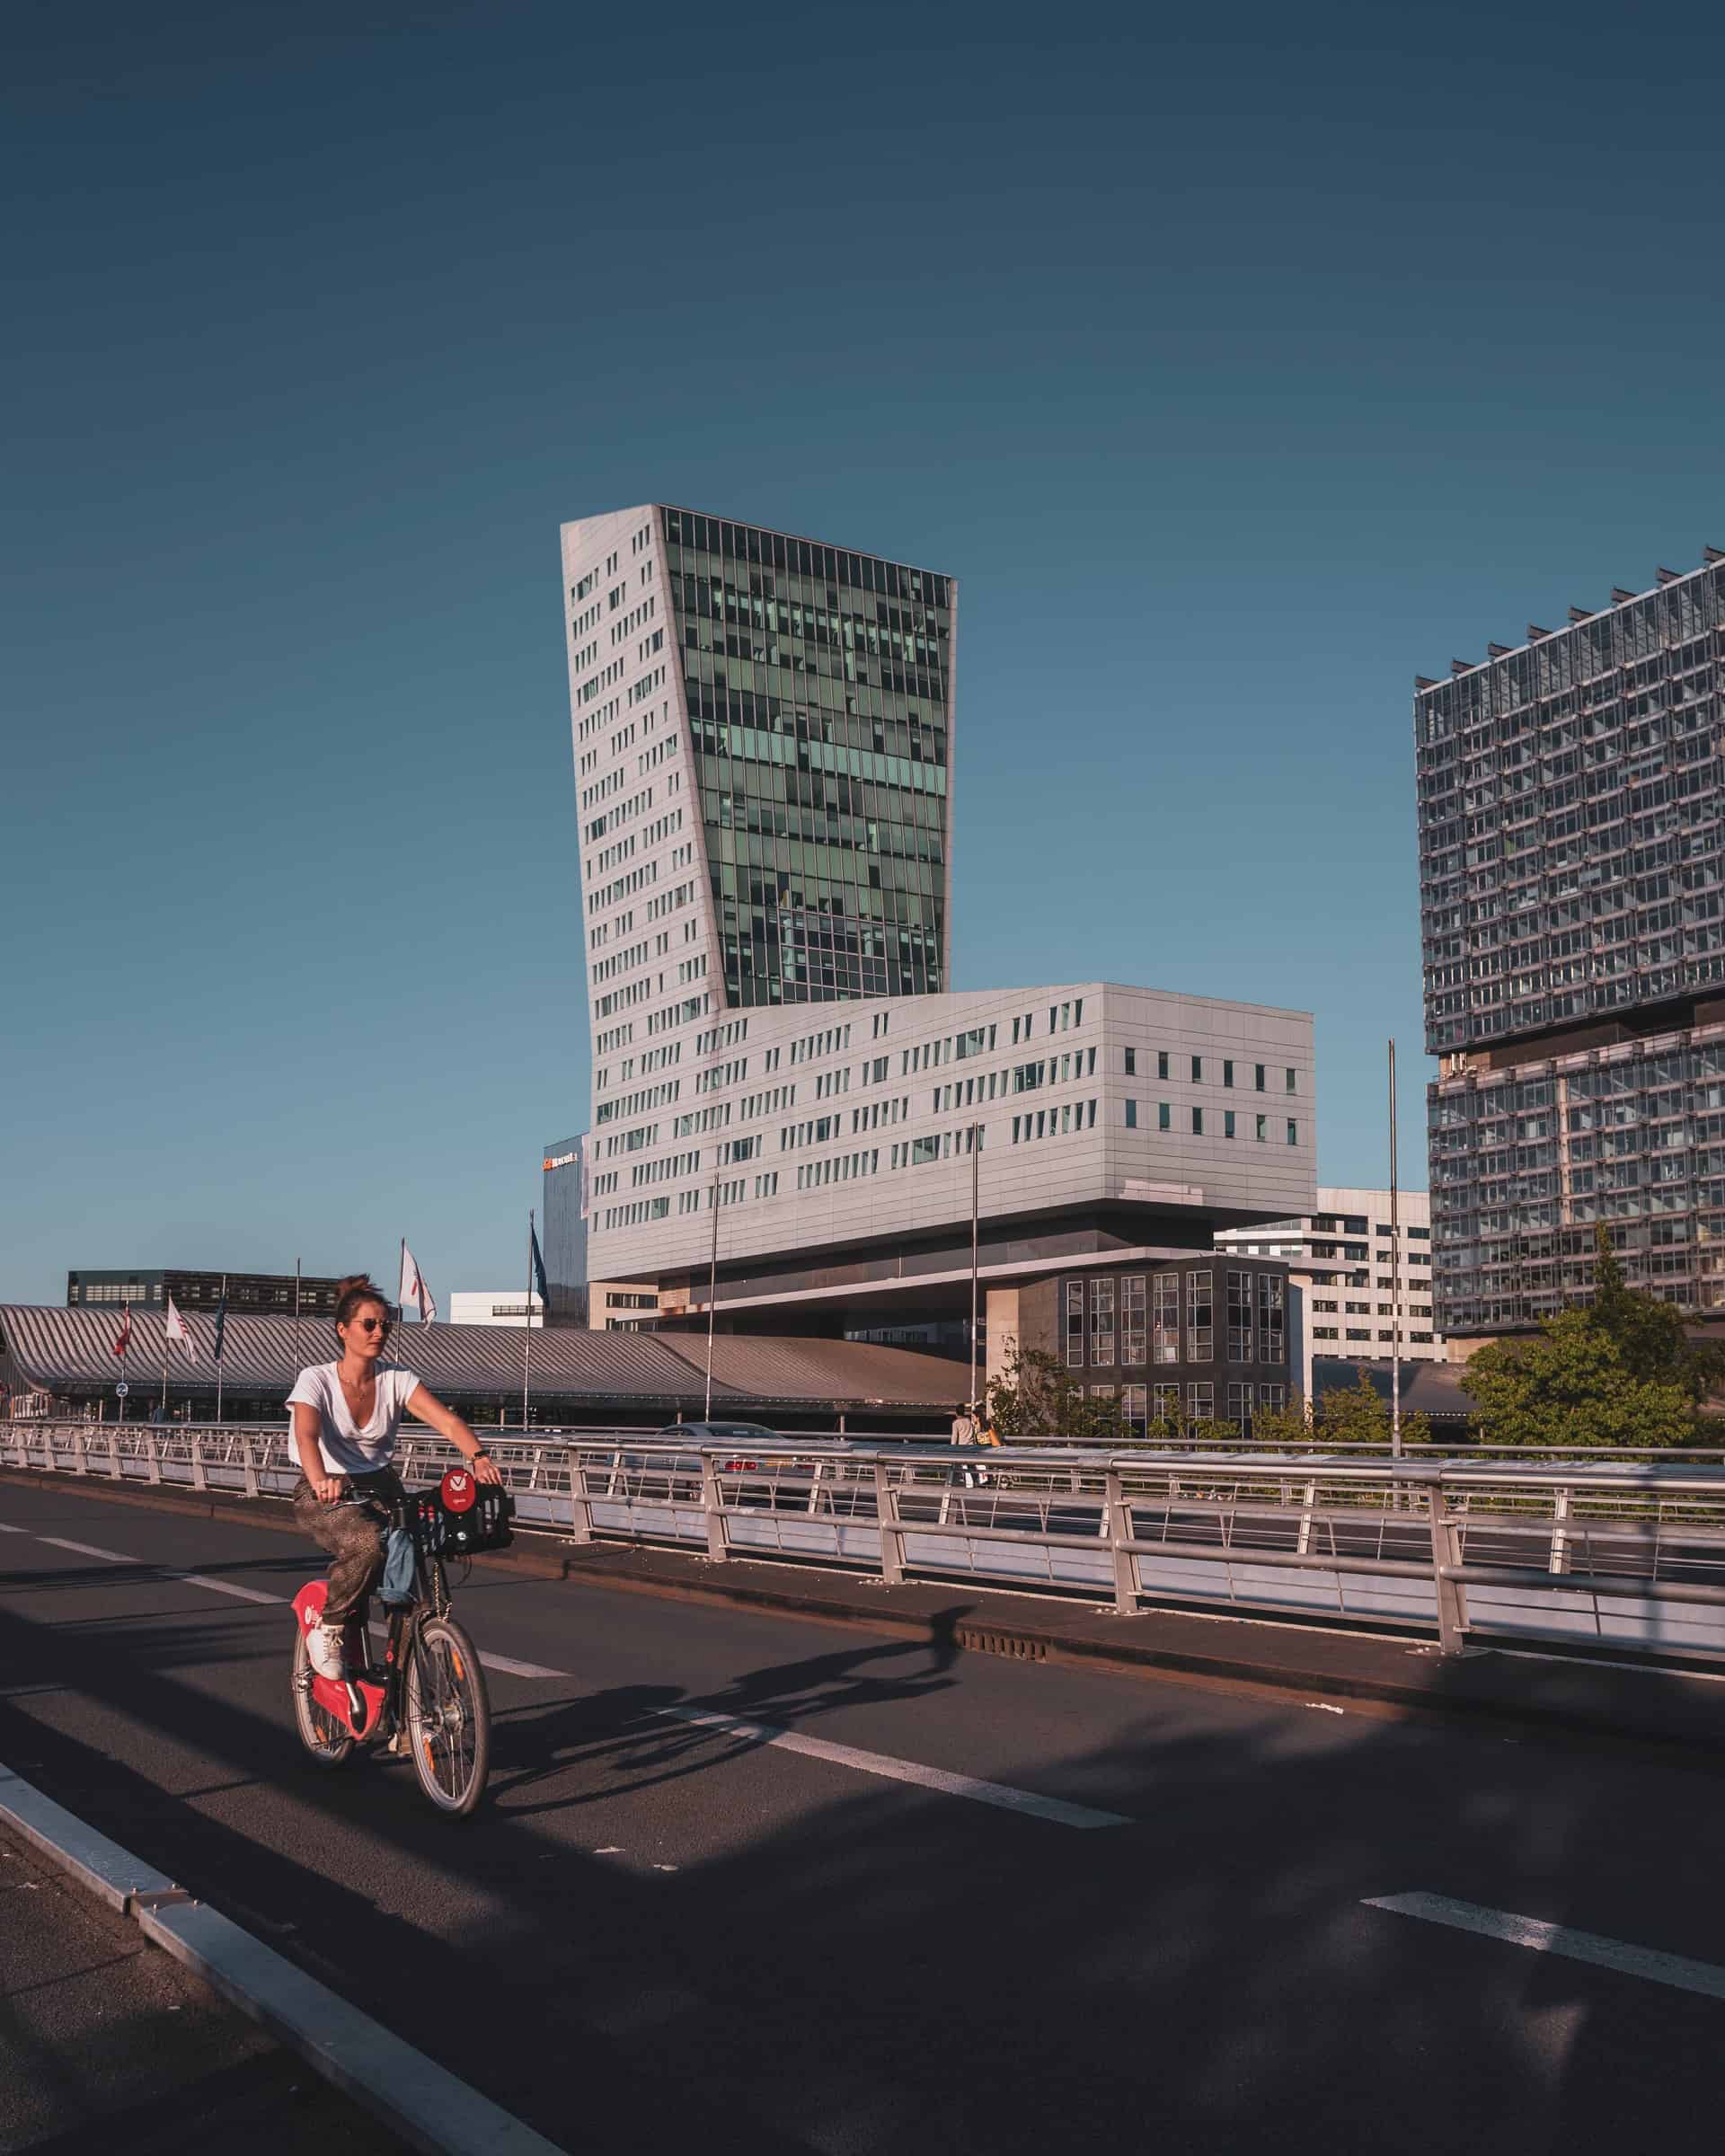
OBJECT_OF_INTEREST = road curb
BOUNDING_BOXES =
[0,1758,568,2156]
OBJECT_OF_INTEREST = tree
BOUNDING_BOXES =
[1459,1309,1697,1449]
[986,1340,1130,1445]
[1312,1365,1433,1451]
[1589,1224,1725,1403]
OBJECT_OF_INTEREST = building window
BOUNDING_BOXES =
[1153,1272,1180,1363]
[1256,1115,1267,1141]
[1065,1279,1084,1368]
[1192,1107,1204,1135]
[1258,1272,1285,1365]
[1124,1047,1137,1075]
[1090,1277,1115,1366]
[1125,1099,1138,1129]
[1121,1275,1146,1364]
[1191,1056,1203,1082]
[1226,1382,1252,1432]
[1187,1382,1214,1422]
[1287,1119,1299,1145]
[1186,1269,1213,1362]
[1224,1110,1235,1138]
[1158,1102,1171,1131]
[1157,1051,1169,1081]
[1152,1382,1181,1428]
[1286,1067,1297,1092]
[1255,1064,1266,1091]
[1122,1383,1147,1438]
[1223,1061,1234,1088]
[1227,1270,1254,1362]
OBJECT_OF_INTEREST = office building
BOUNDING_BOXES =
[562,506,1316,1380]
[1417,551,1725,1339]
[66,1268,348,1317]
[1216,1185,1443,1401]
[447,1291,544,1328]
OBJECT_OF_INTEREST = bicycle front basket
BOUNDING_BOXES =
[425,1482,515,1557]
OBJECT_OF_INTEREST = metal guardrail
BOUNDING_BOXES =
[11,1422,1725,1662]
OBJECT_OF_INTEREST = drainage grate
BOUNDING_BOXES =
[957,1626,1048,1662]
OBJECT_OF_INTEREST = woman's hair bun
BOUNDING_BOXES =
[333,1275,389,1329]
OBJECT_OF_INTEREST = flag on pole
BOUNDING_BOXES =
[164,1295,197,1363]
[399,1242,438,1323]
[211,1281,227,1364]
[111,1303,133,1357]
[530,1222,549,1315]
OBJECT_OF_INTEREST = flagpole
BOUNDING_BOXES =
[216,1274,226,1424]
[293,1257,303,1373]
[159,1307,169,1420]
[519,1215,532,1431]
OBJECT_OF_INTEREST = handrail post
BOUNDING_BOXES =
[242,1439,259,1498]
[806,1459,824,1516]
[190,1436,208,1492]
[1424,1471,1468,1654]
[874,1458,904,1586]
[73,1426,88,1477]
[1105,1467,1136,1615]
[1550,1486,1570,1576]
[567,1444,593,1544]
[108,1428,121,1480]
[1296,1479,1317,1557]
[146,1433,161,1485]
[700,1450,728,1562]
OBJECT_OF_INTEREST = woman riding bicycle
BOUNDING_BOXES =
[289,1275,501,1682]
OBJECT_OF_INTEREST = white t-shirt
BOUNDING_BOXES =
[287,1361,422,1477]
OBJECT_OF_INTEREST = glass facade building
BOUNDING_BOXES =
[661,508,953,1006]
[1417,554,1725,1334]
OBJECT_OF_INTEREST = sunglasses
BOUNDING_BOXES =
[355,1317,392,1334]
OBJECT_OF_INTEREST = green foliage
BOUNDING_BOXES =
[1312,1366,1434,1451]
[1247,1394,1315,1449]
[986,1340,1130,1445]
[1590,1224,1725,1402]
[1458,1228,1721,1447]
[1459,1308,1698,1449]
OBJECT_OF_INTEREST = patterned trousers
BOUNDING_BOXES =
[291,1472,401,1622]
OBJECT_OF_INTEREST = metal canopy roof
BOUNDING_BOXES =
[0,1306,968,1411]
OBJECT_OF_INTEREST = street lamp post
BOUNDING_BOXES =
[704,1171,721,1422]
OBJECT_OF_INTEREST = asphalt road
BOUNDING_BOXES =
[3,1479,1724,2155]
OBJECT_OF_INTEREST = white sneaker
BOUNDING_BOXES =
[305,1622,346,1681]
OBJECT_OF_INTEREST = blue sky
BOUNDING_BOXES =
[6,0,1725,1304]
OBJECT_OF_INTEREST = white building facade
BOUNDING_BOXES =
[562,506,1316,1354]
[447,1291,544,1328]
[1216,1184,1444,1404]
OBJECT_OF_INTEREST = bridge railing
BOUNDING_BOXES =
[10,1423,1725,1661]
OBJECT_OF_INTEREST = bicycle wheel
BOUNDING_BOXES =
[291,1627,355,1768]
[403,1615,490,1816]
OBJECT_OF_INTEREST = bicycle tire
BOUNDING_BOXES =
[291,1627,355,1768]
[404,1615,490,1816]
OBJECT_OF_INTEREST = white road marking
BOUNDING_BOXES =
[473,1648,565,1681]
[1365,1892,1725,2001]
[0,1524,29,1533]
[37,1538,138,1564]
[655,1705,1132,1829]
[170,1572,285,1607]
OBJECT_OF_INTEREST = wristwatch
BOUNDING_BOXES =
[469,1449,491,1462]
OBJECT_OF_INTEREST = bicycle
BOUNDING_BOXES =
[289,1469,512,1816]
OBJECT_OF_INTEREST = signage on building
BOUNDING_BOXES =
[544,1151,578,1171]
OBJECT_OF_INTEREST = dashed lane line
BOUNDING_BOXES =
[654,1704,1133,1829]
[1365,1892,1725,2001]
[11,1524,562,1679]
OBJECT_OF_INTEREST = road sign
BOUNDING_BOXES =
[114,1382,129,1398]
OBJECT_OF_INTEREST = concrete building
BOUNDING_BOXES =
[447,1291,544,1328]
[1417,551,1725,1342]
[66,1268,349,1318]
[562,505,1316,1386]
[1216,1186,1443,1402]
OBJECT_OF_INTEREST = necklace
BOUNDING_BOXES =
[338,1363,376,1424]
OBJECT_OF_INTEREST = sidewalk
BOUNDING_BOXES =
[4,1462,1721,1760]
[0,1826,401,2156]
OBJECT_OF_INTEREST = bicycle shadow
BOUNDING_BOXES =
[489,1604,971,1809]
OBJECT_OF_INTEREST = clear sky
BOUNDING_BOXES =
[6,0,1725,1306]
